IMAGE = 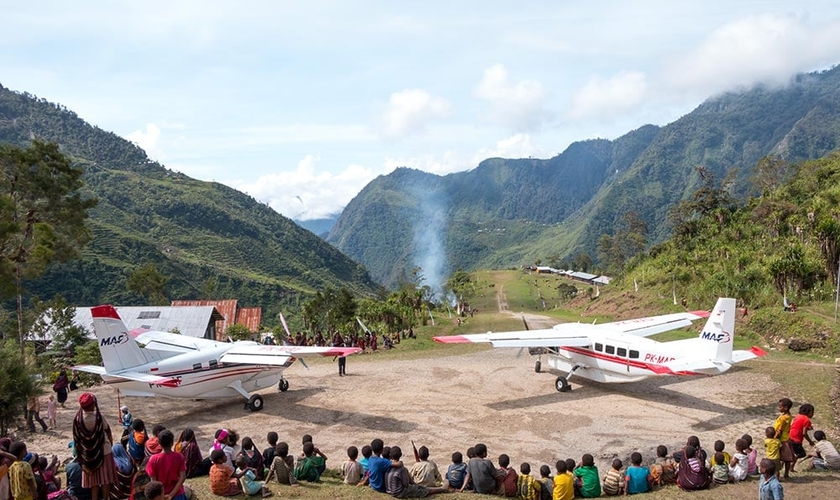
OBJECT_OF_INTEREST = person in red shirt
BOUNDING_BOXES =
[789,403,815,472]
[145,430,187,500]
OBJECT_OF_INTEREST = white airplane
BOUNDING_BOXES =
[73,305,360,411]
[434,297,766,392]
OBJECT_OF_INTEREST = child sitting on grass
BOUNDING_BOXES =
[209,449,242,497]
[234,456,272,497]
[624,452,652,494]
[602,459,623,496]
[712,452,731,485]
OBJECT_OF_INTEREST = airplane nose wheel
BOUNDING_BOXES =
[248,394,264,412]
[555,376,571,392]
[278,379,289,392]
[534,360,541,373]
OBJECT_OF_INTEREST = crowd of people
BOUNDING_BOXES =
[284,328,416,352]
[2,395,838,500]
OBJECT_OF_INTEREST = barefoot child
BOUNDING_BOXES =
[764,427,782,479]
[773,398,794,478]
[46,395,57,429]
[789,403,815,473]
[234,456,272,497]
[210,449,242,496]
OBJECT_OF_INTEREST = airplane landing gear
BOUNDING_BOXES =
[555,376,571,392]
[278,379,289,392]
[535,360,542,373]
[247,394,264,411]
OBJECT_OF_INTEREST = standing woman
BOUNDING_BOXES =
[73,393,116,500]
[53,371,70,408]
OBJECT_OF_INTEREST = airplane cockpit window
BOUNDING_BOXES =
[595,343,603,352]
[605,345,615,354]
[617,347,627,357]
[629,350,639,359]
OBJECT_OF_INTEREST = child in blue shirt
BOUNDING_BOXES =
[624,452,652,494]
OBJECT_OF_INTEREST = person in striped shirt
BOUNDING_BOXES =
[808,431,840,471]
[602,458,624,496]
[515,463,541,500]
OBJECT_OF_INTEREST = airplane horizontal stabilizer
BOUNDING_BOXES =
[731,346,768,363]
[73,364,107,375]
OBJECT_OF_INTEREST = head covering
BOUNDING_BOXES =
[145,437,162,455]
[79,392,96,410]
[120,406,129,412]
[112,444,133,474]
[213,429,229,450]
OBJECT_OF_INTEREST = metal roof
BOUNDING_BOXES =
[237,307,262,332]
[592,276,612,285]
[171,299,238,336]
[32,306,224,342]
[569,271,598,281]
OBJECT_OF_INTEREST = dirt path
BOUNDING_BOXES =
[23,346,780,475]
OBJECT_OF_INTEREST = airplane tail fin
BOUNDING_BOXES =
[697,297,736,362]
[91,305,148,372]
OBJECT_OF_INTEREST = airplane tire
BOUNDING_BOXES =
[278,379,289,392]
[248,394,264,412]
[535,360,541,373]
[555,376,571,393]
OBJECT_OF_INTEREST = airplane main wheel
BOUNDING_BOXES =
[535,360,542,373]
[555,376,571,393]
[248,394,264,412]
[278,379,289,392]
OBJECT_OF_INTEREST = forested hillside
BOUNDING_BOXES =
[0,84,380,321]
[328,65,840,287]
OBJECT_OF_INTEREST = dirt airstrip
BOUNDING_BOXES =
[22,341,779,474]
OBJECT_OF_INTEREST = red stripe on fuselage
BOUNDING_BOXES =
[561,346,701,376]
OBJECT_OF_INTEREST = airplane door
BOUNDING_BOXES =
[615,343,631,372]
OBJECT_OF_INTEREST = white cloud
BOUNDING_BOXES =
[569,71,648,120]
[474,133,554,162]
[379,89,451,139]
[666,14,840,95]
[475,64,549,130]
[125,123,164,160]
[235,155,378,221]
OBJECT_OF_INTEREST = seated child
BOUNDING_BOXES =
[624,452,651,494]
[341,446,362,485]
[729,438,749,482]
[445,452,469,491]
[573,454,600,498]
[359,445,373,475]
[262,432,278,469]
[538,464,553,492]
[38,455,60,493]
[515,463,541,499]
[650,445,677,486]
[495,454,517,497]
[293,442,327,482]
[602,459,624,496]
[710,440,731,467]
[234,456,272,498]
[265,443,297,486]
[144,481,164,500]
[553,461,573,500]
[209,449,242,496]
[711,452,731,484]
[808,430,840,471]
[741,434,759,475]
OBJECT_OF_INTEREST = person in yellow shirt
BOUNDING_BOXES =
[8,442,37,500]
[773,398,793,478]
[764,426,781,479]
[552,460,573,500]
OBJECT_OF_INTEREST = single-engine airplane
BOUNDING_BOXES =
[434,297,766,392]
[73,305,360,411]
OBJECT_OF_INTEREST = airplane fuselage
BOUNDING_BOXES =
[104,343,292,399]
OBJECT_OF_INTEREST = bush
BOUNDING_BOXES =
[0,342,40,435]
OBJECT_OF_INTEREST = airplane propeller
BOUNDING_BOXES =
[516,314,531,358]
[280,312,309,370]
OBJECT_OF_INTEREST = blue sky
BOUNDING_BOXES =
[3,1,840,221]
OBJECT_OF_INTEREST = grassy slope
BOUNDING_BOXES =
[183,270,839,499]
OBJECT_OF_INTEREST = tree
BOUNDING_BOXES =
[0,141,97,350]
[0,342,40,435]
[127,263,169,305]
[225,323,253,341]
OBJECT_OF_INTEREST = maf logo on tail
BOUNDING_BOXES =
[701,331,731,343]
[100,334,129,346]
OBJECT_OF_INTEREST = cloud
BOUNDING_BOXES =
[474,133,554,162]
[475,64,549,130]
[666,14,840,95]
[125,123,164,160]
[235,155,378,221]
[379,89,451,139]
[569,71,648,120]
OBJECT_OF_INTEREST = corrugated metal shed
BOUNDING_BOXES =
[569,271,598,282]
[592,276,612,285]
[34,306,224,342]
[237,307,262,332]
[171,299,239,338]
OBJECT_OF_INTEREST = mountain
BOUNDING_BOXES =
[0,84,381,320]
[294,216,339,238]
[328,65,840,287]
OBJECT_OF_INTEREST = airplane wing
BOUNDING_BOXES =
[72,364,181,387]
[599,310,709,337]
[434,329,592,348]
[133,331,221,353]
[219,344,362,366]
